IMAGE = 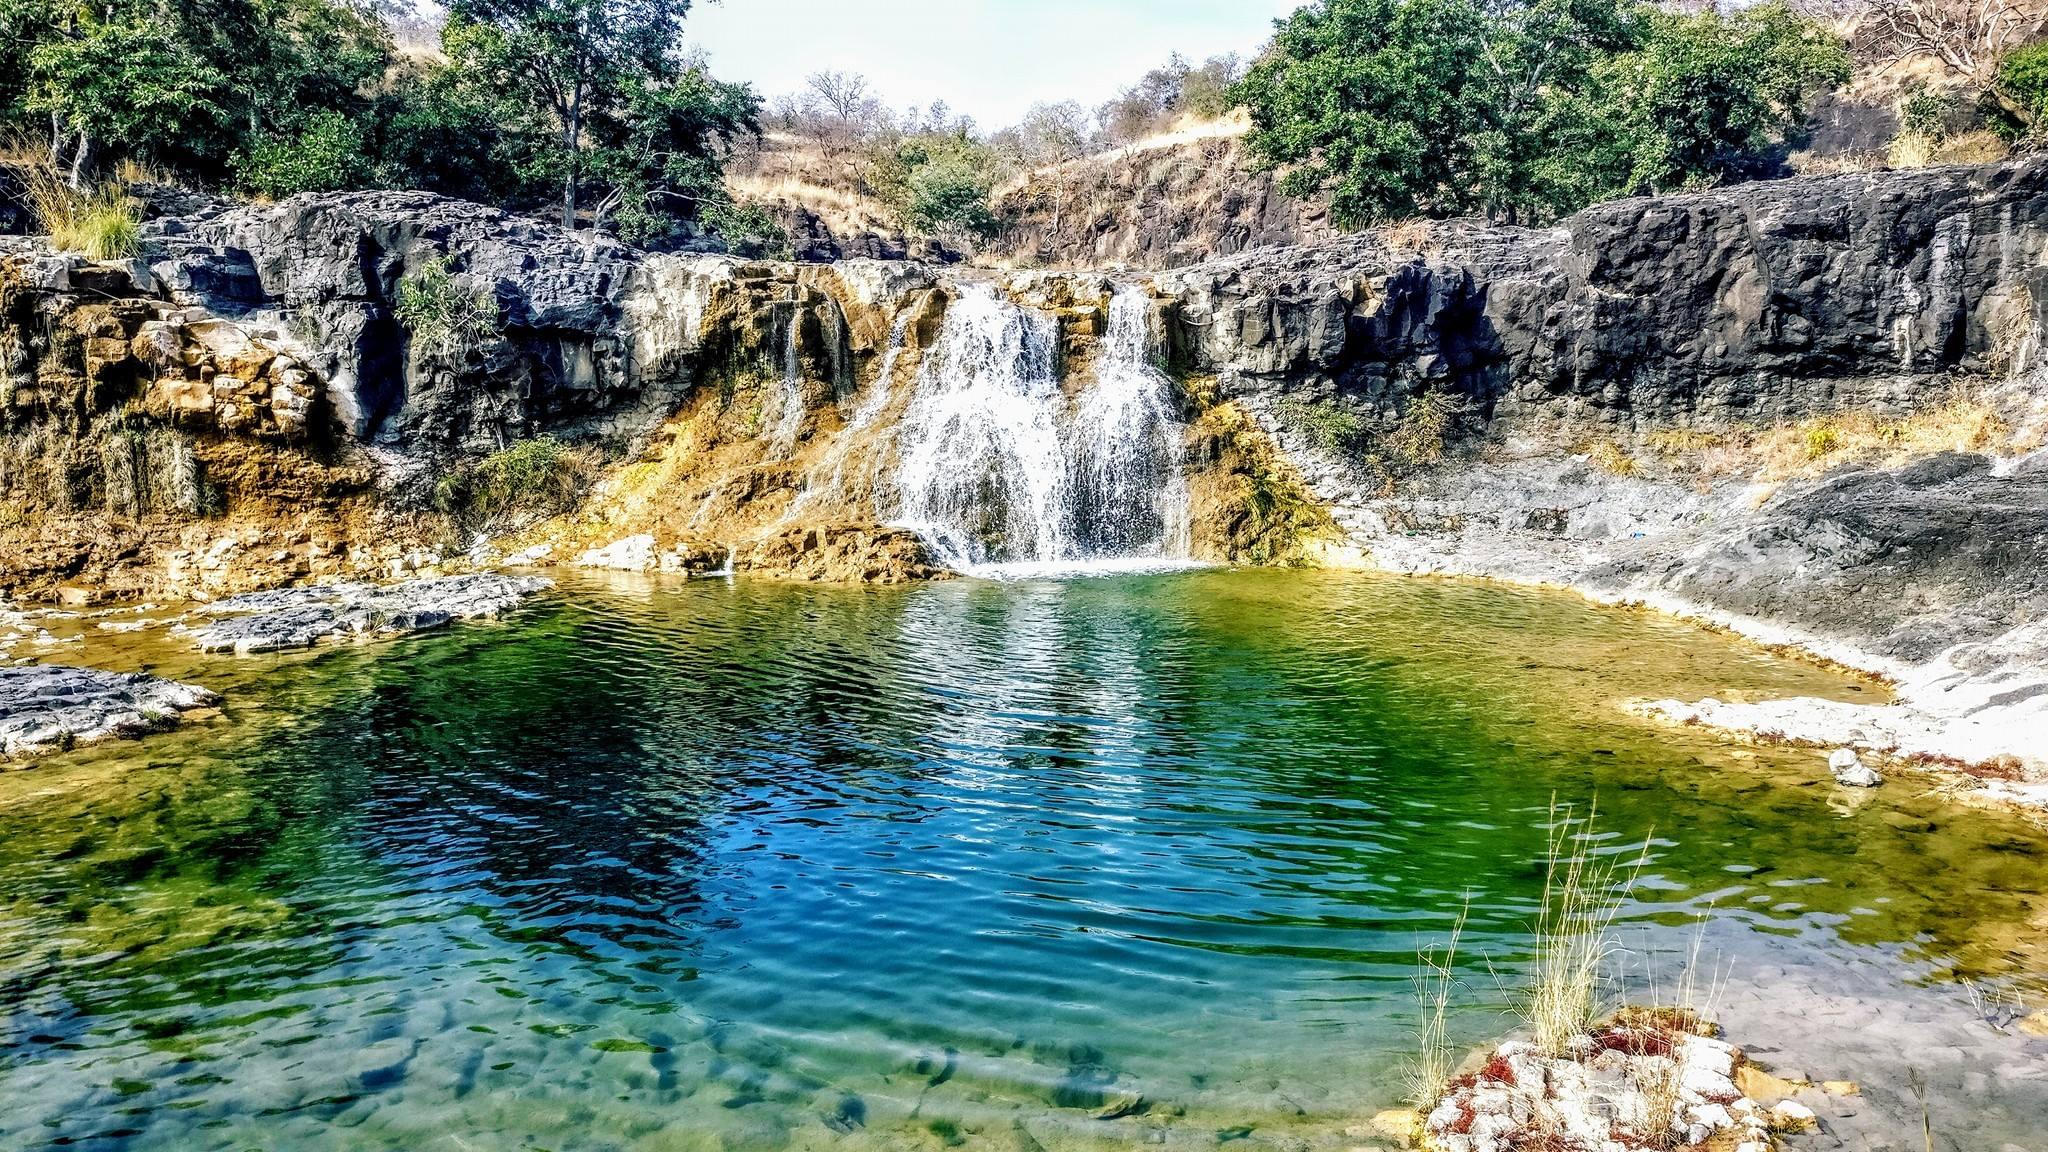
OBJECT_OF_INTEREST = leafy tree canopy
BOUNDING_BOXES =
[1233,0,1850,227]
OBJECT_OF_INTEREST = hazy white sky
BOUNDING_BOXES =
[685,0,1303,129]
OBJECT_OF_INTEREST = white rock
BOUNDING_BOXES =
[1834,761,1884,787]
[1770,1099,1818,1128]
[1828,747,1862,771]
[575,534,657,571]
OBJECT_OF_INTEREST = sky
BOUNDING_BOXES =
[684,0,1305,129]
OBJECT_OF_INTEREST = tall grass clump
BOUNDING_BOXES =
[20,164,142,261]
[1526,799,1647,1056]
[1406,902,1468,1111]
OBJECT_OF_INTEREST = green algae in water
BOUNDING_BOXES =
[2,568,2045,1151]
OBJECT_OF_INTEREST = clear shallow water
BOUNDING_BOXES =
[2,570,2045,1151]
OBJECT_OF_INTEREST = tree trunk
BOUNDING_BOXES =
[561,81,583,230]
[67,130,92,191]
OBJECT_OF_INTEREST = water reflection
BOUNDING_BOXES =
[0,569,2042,1150]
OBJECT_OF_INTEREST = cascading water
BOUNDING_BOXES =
[766,307,805,454]
[1074,287,1191,558]
[890,283,1191,574]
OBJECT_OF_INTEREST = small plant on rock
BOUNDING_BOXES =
[1407,902,1469,1111]
[396,256,499,361]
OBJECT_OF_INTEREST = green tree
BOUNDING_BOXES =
[28,3,230,186]
[868,131,1006,240]
[1232,0,1491,227]
[1468,0,1642,223]
[443,0,697,229]
[1233,0,1848,226]
[585,63,760,245]
[1584,1,1850,197]
[23,0,392,188]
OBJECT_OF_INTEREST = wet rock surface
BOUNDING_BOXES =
[0,665,218,756]
[188,574,552,654]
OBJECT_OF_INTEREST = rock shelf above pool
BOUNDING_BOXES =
[0,665,219,757]
[187,574,553,655]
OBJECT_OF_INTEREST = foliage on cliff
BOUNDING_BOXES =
[1,0,760,247]
[1232,0,1851,226]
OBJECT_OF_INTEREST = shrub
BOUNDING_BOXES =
[1382,388,1464,468]
[1277,397,1368,455]
[1802,421,1841,460]
[434,436,590,532]
[1997,40,2048,125]
[234,110,371,199]
[395,255,498,360]
[701,197,790,259]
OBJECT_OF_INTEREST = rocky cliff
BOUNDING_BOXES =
[986,130,1339,270]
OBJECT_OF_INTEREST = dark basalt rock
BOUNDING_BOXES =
[0,665,219,756]
[1161,158,2048,431]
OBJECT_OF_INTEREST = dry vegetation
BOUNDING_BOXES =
[1640,391,2030,481]
[8,157,143,261]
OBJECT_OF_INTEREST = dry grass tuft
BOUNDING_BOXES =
[1887,129,2009,170]
[17,163,141,261]
[1407,902,1469,1111]
[1642,392,2028,482]
[1888,132,1937,169]
[1585,440,1640,477]
[1381,218,1439,257]
[1526,799,1648,1057]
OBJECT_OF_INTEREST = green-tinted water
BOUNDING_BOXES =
[2,570,2043,1150]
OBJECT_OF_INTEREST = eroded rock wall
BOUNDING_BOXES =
[1160,159,2048,435]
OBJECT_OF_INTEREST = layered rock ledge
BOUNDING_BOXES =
[186,573,552,655]
[0,665,218,757]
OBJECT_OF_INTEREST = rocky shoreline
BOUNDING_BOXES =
[0,664,218,758]
[0,572,551,759]
[1318,444,2048,818]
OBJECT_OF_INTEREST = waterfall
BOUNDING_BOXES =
[767,308,805,453]
[890,283,1191,574]
[1075,287,1190,559]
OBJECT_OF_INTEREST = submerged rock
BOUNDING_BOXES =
[188,573,551,655]
[1830,748,1884,788]
[0,665,219,756]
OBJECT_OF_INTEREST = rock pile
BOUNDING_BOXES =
[1423,1012,1784,1152]
[0,665,218,756]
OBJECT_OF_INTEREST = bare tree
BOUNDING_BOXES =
[805,70,872,122]
[794,70,890,158]
[1861,0,2048,79]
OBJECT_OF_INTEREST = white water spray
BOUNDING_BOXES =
[890,283,1191,574]
[1074,287,1190,559]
